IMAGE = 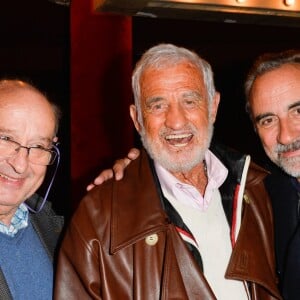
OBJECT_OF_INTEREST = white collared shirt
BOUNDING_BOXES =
[154,150,248,300]
[155,149,228,211]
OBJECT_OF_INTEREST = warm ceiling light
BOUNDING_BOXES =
[284,0,295,6]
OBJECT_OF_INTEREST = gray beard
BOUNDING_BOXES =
[271,140,300,179]
[275,156,300,179]
[140,123,214,173]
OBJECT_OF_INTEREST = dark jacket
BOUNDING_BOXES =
[55,146,281,299]
[264,162,300,300]
[0,194,64,300]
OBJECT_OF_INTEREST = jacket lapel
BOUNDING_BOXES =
[110,150,168,253]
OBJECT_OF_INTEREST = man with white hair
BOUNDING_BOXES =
[55,44,280,299]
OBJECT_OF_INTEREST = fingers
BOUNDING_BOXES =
[94,169,114,184]
[86,169,114,191]
[86,183,95,191]
[111,148,140,180]
[112,158,130,180]
[86,148,141,191]
[127,148,140,160]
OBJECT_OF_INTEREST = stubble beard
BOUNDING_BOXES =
[268,140,300,179]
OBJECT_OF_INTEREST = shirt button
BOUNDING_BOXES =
[145,234,158,246]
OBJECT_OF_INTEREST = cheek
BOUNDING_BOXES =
[192,113,209,130]
[31,165,47,184]
[257,129,276,149]
[143,116,163,135]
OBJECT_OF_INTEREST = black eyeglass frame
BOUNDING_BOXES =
[0,136,58,165]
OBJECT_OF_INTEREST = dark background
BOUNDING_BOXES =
[1,0,299,217]
[132,17,300,165]
[0,0,70,215]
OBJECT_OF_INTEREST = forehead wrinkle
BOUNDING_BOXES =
[0,127,53,144]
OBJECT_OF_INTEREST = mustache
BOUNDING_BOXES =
[159,124,198,137]
[276,140,300,153]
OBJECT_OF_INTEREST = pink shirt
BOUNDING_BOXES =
[155,150,228,211]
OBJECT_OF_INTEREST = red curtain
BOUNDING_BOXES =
[71,0,133,206]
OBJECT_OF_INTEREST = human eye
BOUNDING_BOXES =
[290,105,300,118]
[146,99,167,114]
[0,136,10,148]
[181,92,201,109]
[30,144,50,151]
[0,135,10,141]
[28,137,52,150]
[0,135,17,145]
[30,145,51,159]
[0,136,19,155]
[182,98,199,108]
[257,116,277,128]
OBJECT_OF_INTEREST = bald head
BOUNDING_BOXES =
[0,79,61,223]
[0,80,60,135]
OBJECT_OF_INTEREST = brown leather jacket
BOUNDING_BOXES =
[55,146,282,300]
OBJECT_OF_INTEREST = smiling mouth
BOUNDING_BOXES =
[165,133,193,147]
[0,173,20,182]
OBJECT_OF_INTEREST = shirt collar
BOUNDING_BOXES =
[0,203,29,237]
[154,149,228,211]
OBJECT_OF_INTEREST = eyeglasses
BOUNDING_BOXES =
[0,136,58,166]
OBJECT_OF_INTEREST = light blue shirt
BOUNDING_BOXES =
[0,203,28,237]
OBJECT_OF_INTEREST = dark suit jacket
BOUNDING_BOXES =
[0,194,64,300]
[265,163,300,300]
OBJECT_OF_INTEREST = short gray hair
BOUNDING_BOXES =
[132,43,216,124]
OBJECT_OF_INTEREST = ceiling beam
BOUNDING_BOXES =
[93,0,300,27]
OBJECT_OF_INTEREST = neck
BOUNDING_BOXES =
[171,161,208,196]
[0,206,18,226]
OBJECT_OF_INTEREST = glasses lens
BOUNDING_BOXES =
[47,150,58,165]
[0,137,58,166]
[29,148,57,166]
[0,138,19,157]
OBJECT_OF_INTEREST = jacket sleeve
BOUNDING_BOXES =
[54,199,102,300]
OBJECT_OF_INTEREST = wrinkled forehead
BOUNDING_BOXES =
[0,87,52,111]
[251,64,300,99]
[141,62,205,86]
[249,64,300,116]
[0,89,56,137]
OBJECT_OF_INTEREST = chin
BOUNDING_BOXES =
[277,156,300,178]
[155,148,204,173]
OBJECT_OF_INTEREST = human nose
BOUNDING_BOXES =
[278,119,298,145]
[6,148,30,174]
[165,103,187,129]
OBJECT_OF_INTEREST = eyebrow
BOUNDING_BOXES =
[288,100,300,110]
[254,100,300,124]
[0,128,52,144]
[254,113,273,124]
[145,91,202,105]
[145,97,164,107]
[182,91,203,99]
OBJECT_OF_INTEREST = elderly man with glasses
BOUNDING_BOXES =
[0,79,63,299]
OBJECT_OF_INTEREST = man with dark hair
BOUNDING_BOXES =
[245,49,300,300]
